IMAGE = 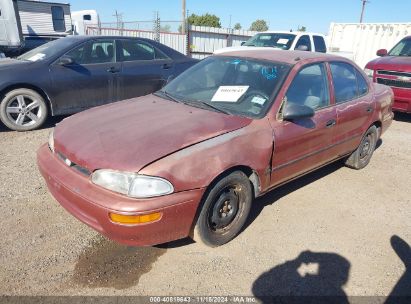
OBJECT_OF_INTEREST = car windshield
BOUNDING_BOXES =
[17,38,76,62]
[160,56,291,118]
[389,38,411,56]
[243,33,296,49]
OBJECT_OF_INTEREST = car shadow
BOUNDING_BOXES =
[0,115,69,133]
[252,250,351,303]
[242,161,344,233]
[394,112,411,123]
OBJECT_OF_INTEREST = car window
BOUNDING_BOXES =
[119,40,169,61]
[51,6,65,32]
[313,36,327,53]
[330,62,359,103]
[295,35,311,51]
[285,63,330,110]
[243,33,296,50]
[356,70,369,96]
[65,40,115,64]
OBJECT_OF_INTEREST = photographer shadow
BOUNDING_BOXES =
[252,250,350,304]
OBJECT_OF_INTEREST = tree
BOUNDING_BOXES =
[233,23,242,30]
[297,25,307,32]
[187,13,222,28]
[160,24,171,32]
[249,19,268,32]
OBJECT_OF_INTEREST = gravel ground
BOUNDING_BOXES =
[0,114,410,300]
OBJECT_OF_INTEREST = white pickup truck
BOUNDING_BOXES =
[215,31,353,60]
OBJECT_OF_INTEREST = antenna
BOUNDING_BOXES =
[359,0,370,23]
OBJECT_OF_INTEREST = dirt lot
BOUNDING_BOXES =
[0,114,410,300]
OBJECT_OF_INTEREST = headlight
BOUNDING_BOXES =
[91,169,174,198]
[364,68,374,78]
[48,128,55,152]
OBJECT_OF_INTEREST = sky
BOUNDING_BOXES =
[66,0,411,34]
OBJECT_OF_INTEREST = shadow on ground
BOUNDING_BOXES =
[394,112,411,123]
[252,250,350,304]
[0,115,68,132]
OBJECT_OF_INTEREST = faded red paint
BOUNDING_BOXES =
[38,50,394,246]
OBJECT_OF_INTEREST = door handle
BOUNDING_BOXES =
[162,63,172,70]
[107,66,120,73]
[326,119,336,128]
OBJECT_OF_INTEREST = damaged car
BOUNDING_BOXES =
[37,50,394,247]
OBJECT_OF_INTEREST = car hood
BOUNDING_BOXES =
[366,56,411,72]
[54,94,252,173]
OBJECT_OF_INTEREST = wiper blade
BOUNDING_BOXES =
[195,101,230,115]
[156,90,180,103]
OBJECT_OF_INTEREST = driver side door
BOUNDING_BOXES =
[270,62,337,186]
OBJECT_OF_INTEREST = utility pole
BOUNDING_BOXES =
[359,0,369,23]
[181,0,186,34]
[113,10,123,32]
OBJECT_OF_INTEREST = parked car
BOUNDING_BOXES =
[365,36,411,113]
[0,35,198,131]
[37,50,394,247]
[215,31,354,61]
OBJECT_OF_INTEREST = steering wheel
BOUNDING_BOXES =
[240,90,270,107]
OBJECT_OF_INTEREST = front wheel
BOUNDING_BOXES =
[0,88,48,131]
[193,171,253,247]
[345,125,378,170]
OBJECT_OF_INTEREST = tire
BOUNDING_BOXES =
[0,88,48,131]
[345,125,378,170]
[193,171,253,247]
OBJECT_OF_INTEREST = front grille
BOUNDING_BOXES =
[377,70,411,77]
[376,78,411,89]
[57,152,91,176]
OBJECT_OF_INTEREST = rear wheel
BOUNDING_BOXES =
[193,171,253,247]
[345,125,378,170]
[0,88,48,131]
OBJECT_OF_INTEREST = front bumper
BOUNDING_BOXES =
[37,144,205,246]
[391,87,411,113]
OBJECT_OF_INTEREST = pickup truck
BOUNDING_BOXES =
[215,31,327,53]
[365,36,411,113]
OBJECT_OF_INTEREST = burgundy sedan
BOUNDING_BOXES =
[37,50,394,247]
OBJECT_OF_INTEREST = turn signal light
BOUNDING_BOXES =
[109,212,162,225]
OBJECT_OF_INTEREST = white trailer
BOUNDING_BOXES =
[0,0,72,56]
[71,9,99,35]
[327,22,411,68]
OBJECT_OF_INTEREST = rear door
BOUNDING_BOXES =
[116,39,174,100]
[50,38,120,113]
[329,61,374,155]
[270,62,337,186]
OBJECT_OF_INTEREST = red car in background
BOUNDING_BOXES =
[365,35,411,113]
[38,50,394,247]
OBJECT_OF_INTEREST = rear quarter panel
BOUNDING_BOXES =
[372,83,394,135]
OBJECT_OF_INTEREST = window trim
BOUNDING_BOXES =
[55,39,116,66]
[277,61,332,120]
[117,39,170,63]
[329,61,369,105]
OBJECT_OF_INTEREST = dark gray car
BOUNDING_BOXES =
[0,36,198,131]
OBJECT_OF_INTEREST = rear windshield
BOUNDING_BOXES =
[243,33,296,50]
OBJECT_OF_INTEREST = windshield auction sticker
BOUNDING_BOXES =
[211,86,249,102]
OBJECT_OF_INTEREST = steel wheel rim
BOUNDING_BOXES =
[359,133,373,160]
[207,184,244,233]
[5,95,42,127]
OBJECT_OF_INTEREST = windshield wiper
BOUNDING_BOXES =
[193,101,231,115]
[155,90,180,103]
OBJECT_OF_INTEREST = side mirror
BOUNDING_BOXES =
[376,49,388,57]
[58,55,74,66]
[283,103,315,121]
[240,41,246,46]
[296,45,309,51]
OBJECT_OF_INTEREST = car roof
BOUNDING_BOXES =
[63,35,159,42]
[213,49,342,65]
